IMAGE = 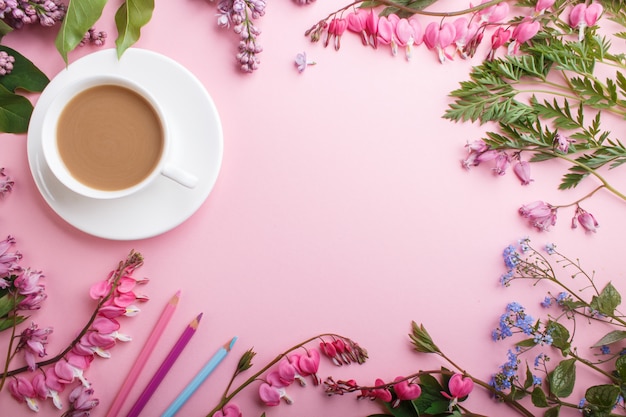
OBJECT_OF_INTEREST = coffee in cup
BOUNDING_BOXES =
[42,75,198,199]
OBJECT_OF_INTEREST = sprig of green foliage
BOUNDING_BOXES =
[445,5,626,198]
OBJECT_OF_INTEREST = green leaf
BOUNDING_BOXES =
[0,315,26,332]
[590,282,621,316]
[0,83,35,133]
[585,384,621,408]
[55,0,108,64]
[114,0,155,58]
[615,355,626,381]
[592,330,626,348]
[409,322,440,354]
[0,46,49,93]
[384,398,419,417]
[548,358,576,398]
[544,405,560,417]
[546,321,571,355]
[532,386,550,407]
[0,293,16,317]
[0,20,12,39]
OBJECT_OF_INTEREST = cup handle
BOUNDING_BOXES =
[162,163,199,189]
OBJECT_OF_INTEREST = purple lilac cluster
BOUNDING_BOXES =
[216,0,266,72]
[80,27,107,47]
[0,0,65,28]
[0,167,14,195]
[0,51,14,75]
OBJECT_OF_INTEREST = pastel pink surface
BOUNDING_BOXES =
[0,1,625,417]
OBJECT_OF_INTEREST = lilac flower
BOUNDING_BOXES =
[17,322,53,370]
[0,0,65,28]
[218,0,266,72]
[295,52,315,73]
[0,51,15,75]
[0,167,14,196]
[80,27,107,47]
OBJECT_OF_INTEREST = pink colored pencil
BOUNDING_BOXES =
[104,290,181,417]
[125,312,203,417]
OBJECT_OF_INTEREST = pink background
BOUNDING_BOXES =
[1,1,625,416]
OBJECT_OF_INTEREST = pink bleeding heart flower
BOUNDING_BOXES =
[325,18,348,50]
[513,160,533,185]
[424,21,456,63]
[508,19,540,55]
[259,371,293,406]
[535,0,555,14]
[452,17,479,59]
[395,18,416,60]
[214,403,242,417]
[394,376,422,400]
[519,201,557,231]
[569,3,603,41]
[297,348,321,384]
[89,280,111,299]
[346,9,369,45]
[9,376,39,411]
[554,132,573,153]
[377,15,396,53]
[371,378,392,402]
[487,26,511,60]
[572,206,599,232]
[477,0,509,23]
[365,9,379,48]
[441,374,474,412]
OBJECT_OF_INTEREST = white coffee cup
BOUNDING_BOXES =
[41,75,198,199]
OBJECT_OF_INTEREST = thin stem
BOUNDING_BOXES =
[539,151,626,202]
[0,302,18,391]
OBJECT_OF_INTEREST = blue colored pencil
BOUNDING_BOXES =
[161,336,237,417]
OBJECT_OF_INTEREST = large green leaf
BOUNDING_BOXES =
[590,282,621,316]
[548,358,576,398]
[585,384,621,409]
[0,83,35,133]
[592,330,626,348]
[115,0,155,58]
[0,315,26,332]
[55,0,108,63]
[0,46,48,93]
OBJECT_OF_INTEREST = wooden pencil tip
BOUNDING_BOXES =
[225,336,237,351]
[170,290,182,305]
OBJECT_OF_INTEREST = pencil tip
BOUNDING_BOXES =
[226,336,237,351]
[170,290,182,304]
[196,312,204,321]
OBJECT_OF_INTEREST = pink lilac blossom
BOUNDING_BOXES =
[0,51,15,75]
[217,0,266,72]
[0,0,65,28]
[0,235,21,279]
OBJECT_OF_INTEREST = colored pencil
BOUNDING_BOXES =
[105,290,181,417]
[126,312,203,417]
[161,336,237,417]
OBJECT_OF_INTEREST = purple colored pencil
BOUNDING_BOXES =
[126,313,203,417]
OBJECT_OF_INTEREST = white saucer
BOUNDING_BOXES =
[27,48,223,240]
